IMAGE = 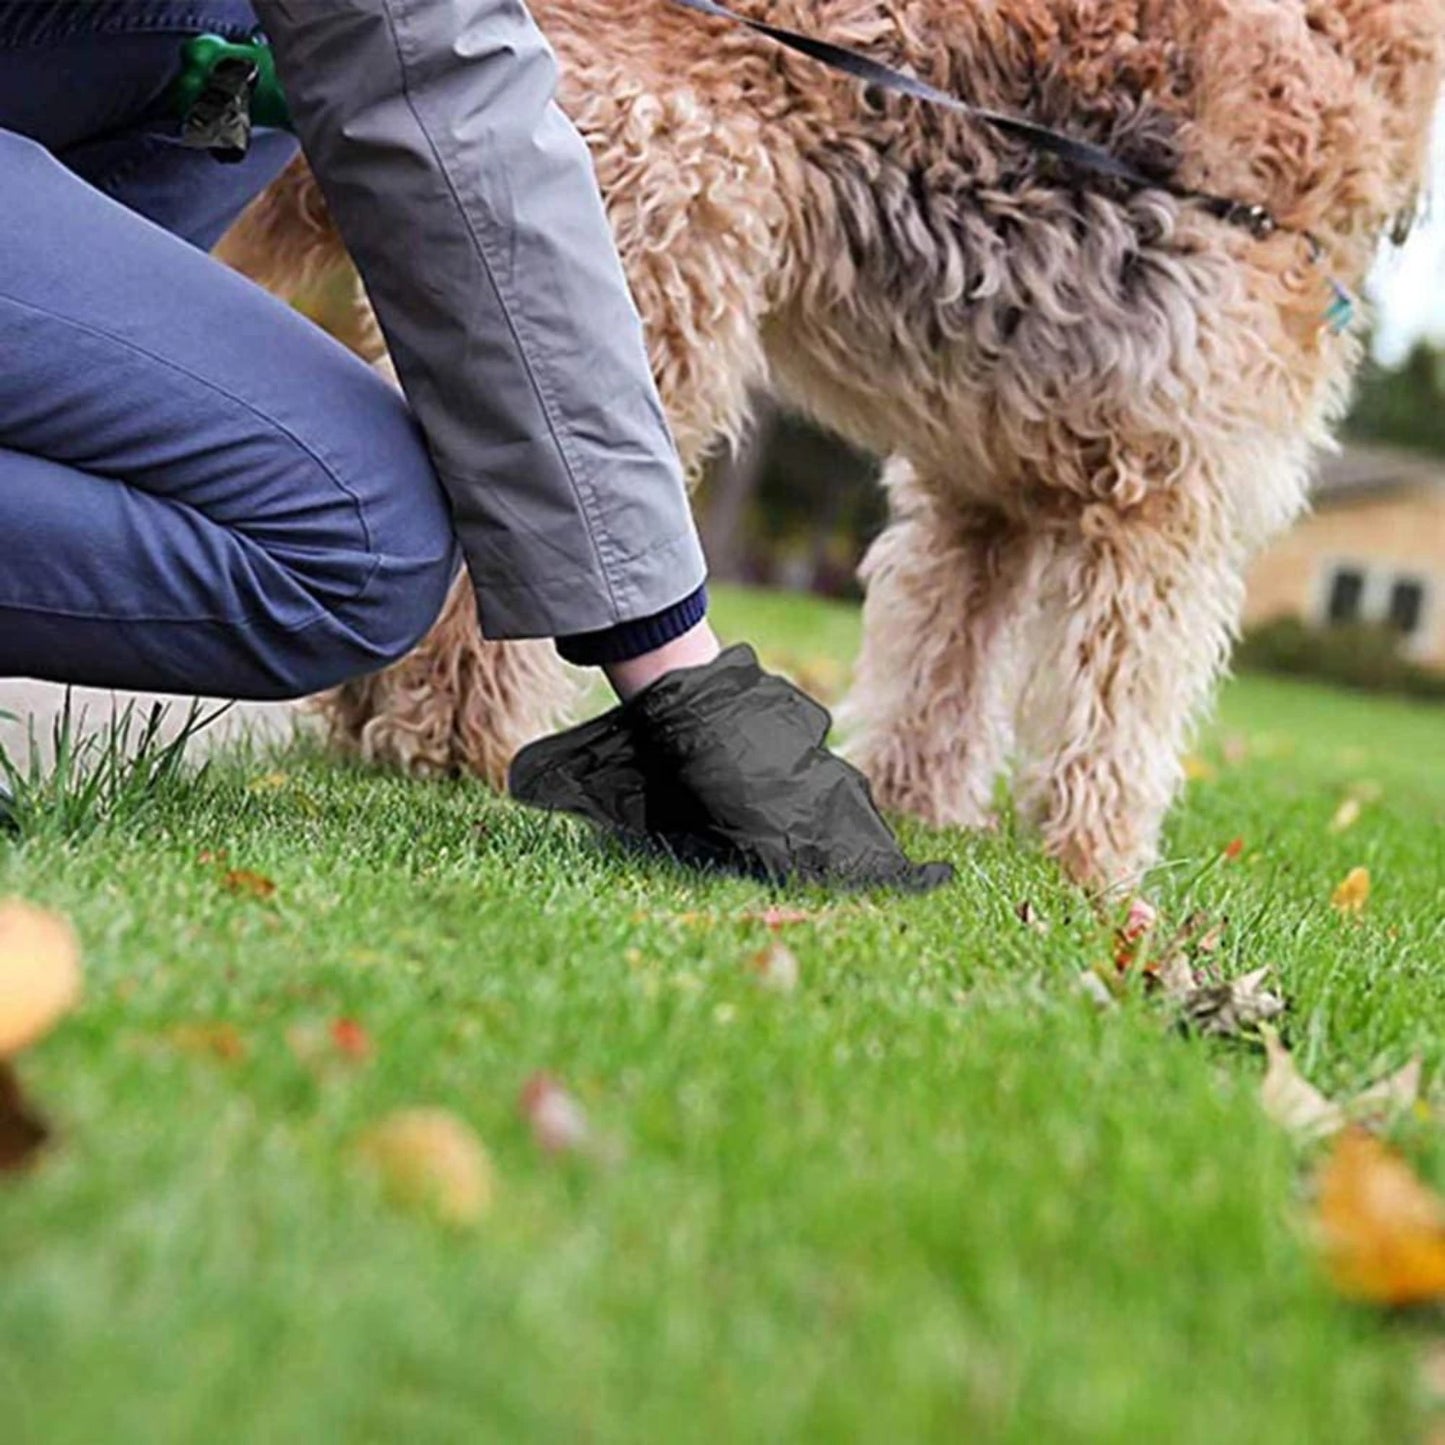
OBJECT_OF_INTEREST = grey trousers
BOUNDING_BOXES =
[255,0,707,639]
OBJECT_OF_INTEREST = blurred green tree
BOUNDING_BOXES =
[1346,340,1445,455]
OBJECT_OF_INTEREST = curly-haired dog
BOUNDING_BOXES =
[222,0,1442,889]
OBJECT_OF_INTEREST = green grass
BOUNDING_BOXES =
[2,587,1443,1444]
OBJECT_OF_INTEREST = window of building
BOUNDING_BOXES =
[1387,578,1427,637]
[1325,567,1366,625]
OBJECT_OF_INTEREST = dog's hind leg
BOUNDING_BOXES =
[313,577,577,790]
[1014,482,1242,894]
[844,461,1038,831]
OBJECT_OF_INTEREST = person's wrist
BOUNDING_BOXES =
[605,619,722,700]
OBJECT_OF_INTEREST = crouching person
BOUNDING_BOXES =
[0,0,949,892]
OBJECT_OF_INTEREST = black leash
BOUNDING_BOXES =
[669,0,1357,331]
[669,0,1292,242]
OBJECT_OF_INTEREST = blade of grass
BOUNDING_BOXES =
[0,694,229,841]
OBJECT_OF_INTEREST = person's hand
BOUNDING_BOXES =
[510,645,953,893]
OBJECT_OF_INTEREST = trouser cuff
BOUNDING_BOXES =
[555,583,708,666]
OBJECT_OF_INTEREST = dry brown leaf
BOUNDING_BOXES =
[746,907,817,930]
[329,1018,372,1060]
[284,1022,328,1069]
[0,900,82,1057]
[1133,915,1280,1038]
[1352,1058,1424,1126]
[1077,969,1118,1011]
[1315,1130,1445,1306]
[749,940,800,993]
[1146,912,1224,1002]
[1182,966,1286,1038]
[673,906,823,931]
[1194,922,1227,956]
[167,1023,248,1063]
[359,1109,494,1226]
[1016,900,1051,935]
[1420,1340,1445,1403]
[1332,867,1371,915]
[1260,1031,1424,1141]
[1261,1026,1344,1140]
[285,1020,370,1073]
[1113,897,1158,970]
[1122,897,1158,941]
[519,1072,590,1155]
[221,868,277,900]
[0,1061,51,1174]
[1152,948,1199,1005]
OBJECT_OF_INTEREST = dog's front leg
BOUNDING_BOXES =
[844,461,1039,831]
[1015,486,1242,894]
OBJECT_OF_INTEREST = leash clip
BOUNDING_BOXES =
[179,54,258,163]
[1225,203,1279,242]
[174,34,292,163]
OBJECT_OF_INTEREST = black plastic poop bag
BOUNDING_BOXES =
[509,645,954,893]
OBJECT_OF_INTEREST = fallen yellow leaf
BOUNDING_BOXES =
[1329,798,1363,834]
[1332,867,1371,914]
[1182,754,1217,783]
[359,1109,493,1226]
[1316,1130,1445,1306]
[0,901,81,1057]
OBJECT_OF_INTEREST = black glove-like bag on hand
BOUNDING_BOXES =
[509,645,954,893]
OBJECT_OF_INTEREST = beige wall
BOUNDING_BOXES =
[1244,488,1445,667]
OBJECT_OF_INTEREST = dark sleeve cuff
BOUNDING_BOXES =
[555,584,709,666]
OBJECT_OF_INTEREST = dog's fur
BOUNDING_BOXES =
[222,0,1442,889]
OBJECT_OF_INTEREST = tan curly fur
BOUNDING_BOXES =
[220,0,1442,890]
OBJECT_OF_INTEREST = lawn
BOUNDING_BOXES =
[2,586,1444,1444]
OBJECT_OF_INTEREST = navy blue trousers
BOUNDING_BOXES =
[0,2,459,699]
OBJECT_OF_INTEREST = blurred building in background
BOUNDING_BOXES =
[1245,445,1445,667]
